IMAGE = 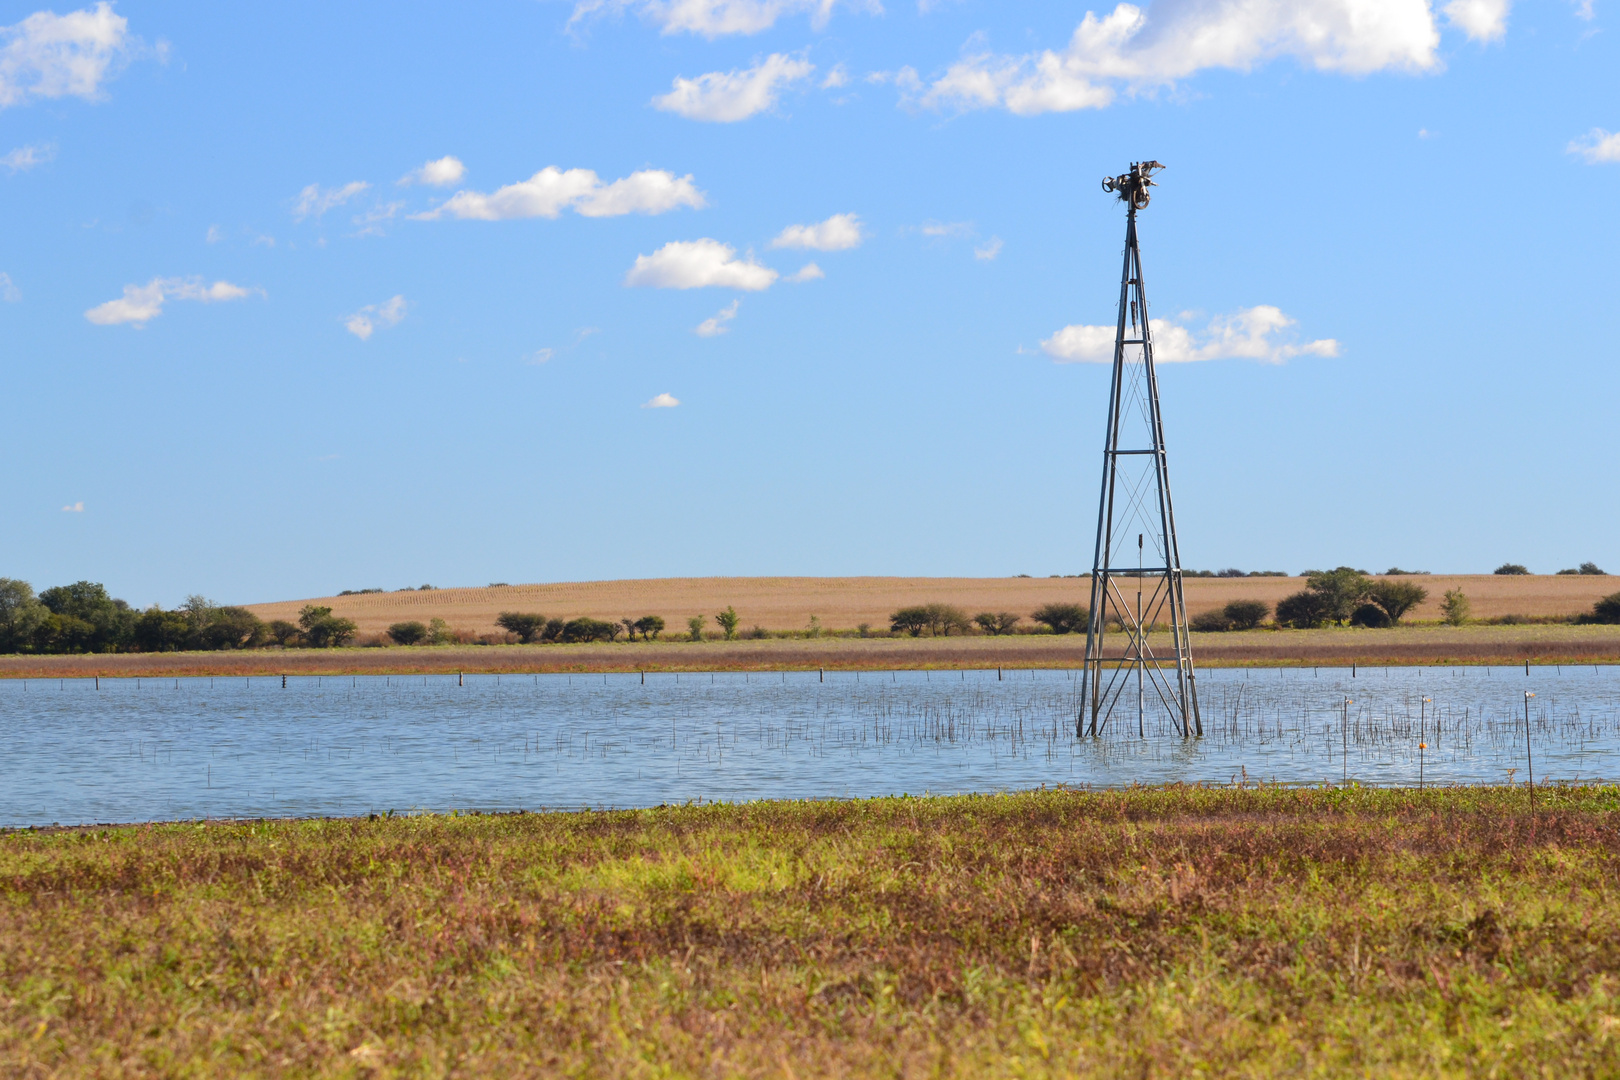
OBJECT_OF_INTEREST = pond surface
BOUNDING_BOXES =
[3,665,1618,826]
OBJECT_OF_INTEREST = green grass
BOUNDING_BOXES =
[5,787,1620,1076]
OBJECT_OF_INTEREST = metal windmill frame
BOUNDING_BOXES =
[1078,161,1202,739]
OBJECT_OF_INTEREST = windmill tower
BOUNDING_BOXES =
[1078,161,1201,738]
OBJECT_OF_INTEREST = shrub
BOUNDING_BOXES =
[746,625,770,640]
[1369,580,1428,625]
[0,579,47,654]
[1557,568,1579,575]
[1494,563,1529,575]
[974,611,1022,635]
[267,620,301,647]
[857,622,871,638]
[1303,568,1372,625]
[633,615,666,640]
[541,618,565,643]
[298,605,357,648]
[561,617,618,643]
[1190,610,1232,632]
[1591,592,1620,624]
[496,612,548,644]
[427,618,454,645]
[133,607,190,652]
[200,607,267,650]
[1441,589,1471,626]
[388,621,428,646]
[687,615,705,642]
[1349,603,1392,628]
[1580,562,1607,576]
[716,606,740,641]
[1216,568,1246,578]
[1222,599,1270,630]
[1275,591,1329,629]
[890,607,930,637]
[1030,602,1088,635]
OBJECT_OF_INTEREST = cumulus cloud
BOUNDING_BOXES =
[292,181,369,222]
[1443,0,1511,41]
[624,239,778,290]
[654,53,815,121]
[786,262,824,282]
[821,64,849,88]
[1,2,132,109]
[771,212,863,250]
[345,295,407,340]
[1041,306,1338,364]
[974,236,1003,260]
[85,277,257,327]
[400,155,466,187]
[1568,128,1620,164]
[917,0,1490,116]
[696,299,740,336]
[0,272,18,301]
[414,166,705,221]
[61,500,83,512]
[642,392,681,408]
[570,0,876,39]
[918,220,972,238]
[2,142,54,172]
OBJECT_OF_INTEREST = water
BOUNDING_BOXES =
[3,666,1618,826]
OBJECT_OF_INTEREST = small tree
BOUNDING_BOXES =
[0,578,47,654]
[561,617,618,643]
[974,611,1022,635]
[716,606,740,640]
[889,607,930,637]
[267,619,301,646]
[922,603,971,636]
[1494,563,1530,575]
[134,607,190,652]
[634,615,666,640]
[388,621,428,645]
[687,615,706,642]
[202,607,267,650]
[1580,562,1607,576]
[1275,591,1328,629]
[541,618,566,642]
[496,612,547,644]
[1190,610,1232,632]
[1031,602,1088,635]
[1303,567,1372,625]
[1441,588,1471,626]
[427,617,454,645]
[298,605,357,648]
[1369,580,1428,625]
[1222,599,1270,630]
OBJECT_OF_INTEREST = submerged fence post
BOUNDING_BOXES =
[282,674,286,688]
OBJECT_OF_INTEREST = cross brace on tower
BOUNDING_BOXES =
[1078,161,1202,739]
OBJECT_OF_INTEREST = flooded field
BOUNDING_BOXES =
[3,665,1617,826]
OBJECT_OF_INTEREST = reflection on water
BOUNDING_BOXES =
[2,665,1617,826]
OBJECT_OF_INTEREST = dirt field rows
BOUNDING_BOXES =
[245,574,1616,636]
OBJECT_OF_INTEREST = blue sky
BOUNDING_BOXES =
[1,0,1616,607]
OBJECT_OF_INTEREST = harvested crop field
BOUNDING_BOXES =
[4,623,1619,679]
[245,574,1617,638]
[5,786,1619,1077]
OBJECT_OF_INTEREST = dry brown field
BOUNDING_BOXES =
[245,573,1616,637]
[5,624,1619,679]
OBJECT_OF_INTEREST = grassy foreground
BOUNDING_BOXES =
[5,788,1620,1077]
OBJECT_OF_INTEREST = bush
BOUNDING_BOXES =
[1580,562,1607,576]
[890,607,930,637]
[1302,568,1372,625]
[890,603,972,637]
[496,612,548,644]
[1030,602,1088,635]
[1275,591,1329,629]
[716,606,740,641]
[1349,603,1392,628]
[687,615,706,642]
[388,621,428,646]
[973,611,1022,635]
[1190,610,1232,632]
[299,605,358,648]
[1369,580,1428,625]
[559,617,618,643]
[1441,589,1471,626]
[1222,599,1270,630]
[1591,592,1620,624]
[1494,563,1529,575]
[632,615,666,640]
[267,620,301,646]
[541,618,566,643]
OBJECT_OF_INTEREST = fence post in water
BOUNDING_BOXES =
[459,672,463,687]
[998,667,1002,681]
[1525,659,1529,676]
[641,671,645,684]
[819,668,823,683]
[95,676,99,691]
[282,674,286,689]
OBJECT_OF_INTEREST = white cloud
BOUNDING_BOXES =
[351,201,404,236]
[654,53,814,121]
[821,64,849,88]
[642,392,681,408]
[918,0,1476,116]
[84,277,257,327]
[61,501,83,513]
[771,212,863,250]
[204,224,223,243]
[1041,306,1338,364]
[400,155,466,187]
[1573,0,1595,20]
[1443,0,1510,41]
[1,2,130,109]
[696,299,740,336]
[2,142,54,172]
[624,239,778,290]
[345,295,408,340]
[570,0,876,39]
[526,347,555,365]
[786,262,824,282]
[292,181,369,222]
[1569,128,1620,164]
[918,220,972,238]
[974,236,1003,260]
[0,272,18,301]
[414,166,705,220]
